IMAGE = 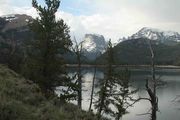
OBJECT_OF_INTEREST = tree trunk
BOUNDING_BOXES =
[148,40,158,120]
[89,64,97,111]
[77,53,82,109]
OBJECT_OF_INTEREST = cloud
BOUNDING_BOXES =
[13,7,38,18]
[32,0,180,42]
[1,0,180,43]
[0,0,12,15]
[0,0,37,18]
[56,9,152,42]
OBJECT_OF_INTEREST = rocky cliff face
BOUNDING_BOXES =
[81,34,107,61]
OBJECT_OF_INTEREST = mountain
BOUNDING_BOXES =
[0,14,33,70]
[95,27,180,65]
[0,14,33,45]
[2,14,32,32]
[63,34,107,64]
[81,34,107,61]
[96,38,180,65]
[130,27,180,45]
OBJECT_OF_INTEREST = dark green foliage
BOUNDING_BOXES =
[0,16,33,72]
[0,64,105,120]
[111,69,137,120]
[59,73,79,101]
[95,40,137,120]
[63,50,90,64]
[61,38,85,108]
[0,29,26,71]
[0,17,7,31]
[95,40,116,118]
[96,38,180,65]
[23,0,72,96]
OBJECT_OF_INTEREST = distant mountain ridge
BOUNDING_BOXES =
[1,14,32,32]
[130,27,180,43]
[0,14,34,69]
[2,14,180,65]
[95,28,180,65]
[96,38,180,65]
[0,14,108,63]
[0,14,33,44]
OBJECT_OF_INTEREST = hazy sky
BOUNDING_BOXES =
[0,0,180,42]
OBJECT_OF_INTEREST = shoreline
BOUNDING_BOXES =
[66,64,180,69]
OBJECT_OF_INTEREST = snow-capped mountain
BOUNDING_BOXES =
[2,14,18,21]
[81,34,107,60]
[130,27,180,42]
[0,14,33,47]
[1,14,32,32]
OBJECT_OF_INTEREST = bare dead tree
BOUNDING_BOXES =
[89,57,97,112]
[125,39,159,120]
[146,39,158,120]
[126,40,158,120]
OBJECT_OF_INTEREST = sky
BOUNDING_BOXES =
[0,0,180,43]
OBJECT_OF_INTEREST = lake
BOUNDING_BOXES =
[56,67,180,120]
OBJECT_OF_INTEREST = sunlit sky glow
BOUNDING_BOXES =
[1,0,180,42]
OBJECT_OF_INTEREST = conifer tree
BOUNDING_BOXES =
[111,69,137,120]
[95,40,115,119]
[95,40,136,120]
[24,0,72,97]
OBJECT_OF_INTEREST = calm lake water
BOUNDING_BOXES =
[57,67,180,120]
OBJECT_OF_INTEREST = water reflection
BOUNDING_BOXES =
[57,68,180,120]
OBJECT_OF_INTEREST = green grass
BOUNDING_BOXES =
[0,64,104,120]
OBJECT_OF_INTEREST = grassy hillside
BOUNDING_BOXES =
[0,64,103,120]
[96,38,180,65]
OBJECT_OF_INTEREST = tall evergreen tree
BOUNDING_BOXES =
[95,40,115,119]
[111,69,137,120]
[95,40,137,120]
[24,0,72,97]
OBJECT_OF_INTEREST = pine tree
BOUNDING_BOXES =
[95,40,115,119]
[24,0,72,97]
[111,68,137,120]
[95,40,137,120]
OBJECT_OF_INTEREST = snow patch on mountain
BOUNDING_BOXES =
[81,34,107,53]
[130,27,180,42]
[81,34,107,60]
[2,14,18,21]
[81,37,97,52]
[1,14,33,32]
